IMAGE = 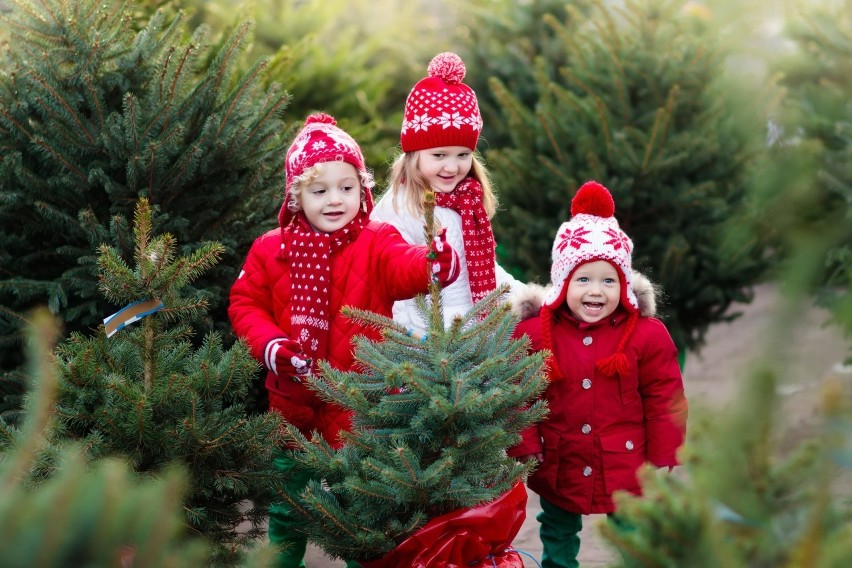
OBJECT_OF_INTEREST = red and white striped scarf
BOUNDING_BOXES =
[434,177,497,303]
[281,210,367,361]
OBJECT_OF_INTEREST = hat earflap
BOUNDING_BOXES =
[595,310,637,379]
[539,305,564,382]
[539,279,569,381]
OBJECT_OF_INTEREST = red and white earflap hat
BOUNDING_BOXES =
[400,52,483,152]
[540,181,639,379]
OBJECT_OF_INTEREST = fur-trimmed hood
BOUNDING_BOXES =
[509,271,658,321]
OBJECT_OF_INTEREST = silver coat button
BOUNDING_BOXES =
[581,378,592,389]
[583,336,593,346]
[581,424,591,434]
[582,466,592,477]
[625,440,634,451]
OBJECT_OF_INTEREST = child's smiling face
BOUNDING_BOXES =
[565,260,621,323]
[301,161,362,233]
[417,146,474,194]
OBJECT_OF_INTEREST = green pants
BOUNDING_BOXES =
[269,455,312,568]
[269,454,361,568]
[537,497,582,568]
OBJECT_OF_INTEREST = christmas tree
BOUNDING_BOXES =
[0,308,212,567]
[482,0,769,354]
[274,193,549,564]
[767,0,851,350]
[31,198,287,565]
[0,0,290,376]
[455,0,594,149]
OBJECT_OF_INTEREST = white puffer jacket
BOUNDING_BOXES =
[372,189,523,335]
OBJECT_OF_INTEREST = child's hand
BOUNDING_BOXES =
[518,453,544,464]
[264,338,312,380]
[430,227,461,286]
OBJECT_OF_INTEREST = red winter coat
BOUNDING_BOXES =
[510,281,687,514]
[229,220,432,447]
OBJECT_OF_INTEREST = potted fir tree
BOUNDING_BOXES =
[275,192,549,566]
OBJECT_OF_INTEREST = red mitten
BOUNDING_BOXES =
[430,227,461,286]
[264,338,312,380]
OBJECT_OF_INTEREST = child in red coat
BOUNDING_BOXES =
[511,181,688,568]
[228,113,460,568]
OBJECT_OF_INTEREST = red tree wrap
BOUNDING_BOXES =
[359,483,528,568]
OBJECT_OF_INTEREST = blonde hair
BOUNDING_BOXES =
[287,161,374,215]
[384,150,498,218]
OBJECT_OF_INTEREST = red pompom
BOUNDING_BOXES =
[304,112,336,126]
[571,180,615,218]
[427,52,466,85]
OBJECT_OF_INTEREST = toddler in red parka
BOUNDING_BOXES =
[228,113,460,568]
[510,180,688,568]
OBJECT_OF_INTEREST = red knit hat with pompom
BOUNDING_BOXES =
[400,52,483,152]
[279,113,372,227]
[540,181,639,380]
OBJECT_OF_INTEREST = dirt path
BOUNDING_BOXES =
[303,282,850,567]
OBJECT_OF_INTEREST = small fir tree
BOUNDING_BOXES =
[0,309,211,567]
[41,199,287,565]
[0,0,291,375]
[484,0,769,354]
[275,192,549,563]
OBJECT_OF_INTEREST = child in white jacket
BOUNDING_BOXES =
[372,51,523,334]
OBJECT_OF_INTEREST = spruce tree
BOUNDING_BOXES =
[455,0,593,149]
[274,194,549,563]
[0,309,213,567]
[40,198,287,565]
[769,0,851,348]
[482,0,769,354]
[0,0,290,375]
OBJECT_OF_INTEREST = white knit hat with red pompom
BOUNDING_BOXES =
[540,181,639,379]
[400,52,483,152]
[279,112,372,227]
[544,181,638,310]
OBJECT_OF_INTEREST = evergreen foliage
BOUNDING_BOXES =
[601,5,852,563]
[766,0,851,351]
[0,309,210,567]
[599,303,852,566]
[0,0,291,375]
[455,0,593,149]
[274,194,549,562]
[31,198,287,565]
[177,0,453,183]
[482,0,770,353]
[0,366,26,426]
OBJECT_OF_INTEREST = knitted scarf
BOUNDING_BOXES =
[434,177,496,303]
[282,210,367,362]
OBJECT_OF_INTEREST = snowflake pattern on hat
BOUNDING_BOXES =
[401,52,483,152]
[279,112,374,229]
[544,181,638,311]
[286,113,365,192]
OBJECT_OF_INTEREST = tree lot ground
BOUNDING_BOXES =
[302,281,851,567]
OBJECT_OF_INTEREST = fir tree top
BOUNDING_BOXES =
[42,198,287,566]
